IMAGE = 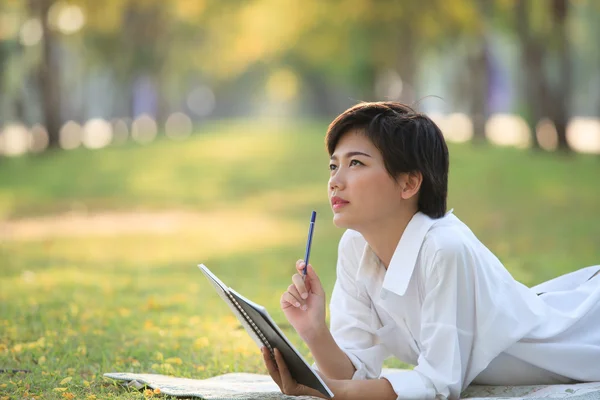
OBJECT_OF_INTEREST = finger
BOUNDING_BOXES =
[280,288,302,309]
[287,284,307,310]
[274,348,294,393]
[292,273,309,300]
[295,259,306,274]
[296,260,313,288]
[305,264,325,297]
[262,347,282,388]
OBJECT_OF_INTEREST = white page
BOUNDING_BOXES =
[197,264,264,349]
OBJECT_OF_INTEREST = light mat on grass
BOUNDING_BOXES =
[105,370,600,399]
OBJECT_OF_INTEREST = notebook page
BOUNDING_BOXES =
[197,264,264,349]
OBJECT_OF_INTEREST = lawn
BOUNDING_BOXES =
[1,119,599,399]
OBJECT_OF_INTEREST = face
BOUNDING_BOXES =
[328,130,410,231]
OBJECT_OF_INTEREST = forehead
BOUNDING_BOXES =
[333,130,379,154]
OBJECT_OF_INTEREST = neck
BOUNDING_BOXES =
[359,208,417,269]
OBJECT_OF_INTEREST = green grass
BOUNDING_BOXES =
[1,119,599,399]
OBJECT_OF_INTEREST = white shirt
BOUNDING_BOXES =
[328,210,600,400]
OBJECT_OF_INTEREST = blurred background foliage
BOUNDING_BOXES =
[0,0,599,154]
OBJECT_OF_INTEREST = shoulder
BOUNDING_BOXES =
[338,229,367,261]
[419,215,478,276]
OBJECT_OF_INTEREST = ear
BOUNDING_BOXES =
[400,171,422,200]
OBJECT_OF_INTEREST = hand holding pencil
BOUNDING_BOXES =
[280,211,327,342]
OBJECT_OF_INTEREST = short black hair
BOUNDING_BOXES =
[325,101,449,219]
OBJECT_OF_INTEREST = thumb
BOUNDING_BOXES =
[306,264,325,297]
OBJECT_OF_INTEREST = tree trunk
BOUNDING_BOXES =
[395,29,417,105]
[551,0,571,152]
[304,70,337,118]
[516,0,544,150]
[469,0,491,144]
[468,40,489,143]
[35,0,62,149]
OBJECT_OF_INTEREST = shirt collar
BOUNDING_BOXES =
[358,209,453,297]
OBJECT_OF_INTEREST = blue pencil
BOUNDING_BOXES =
[303,211,317,278]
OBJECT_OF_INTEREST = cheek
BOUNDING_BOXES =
[360,173,400,206]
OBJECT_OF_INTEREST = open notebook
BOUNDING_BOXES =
[198,264,334,398]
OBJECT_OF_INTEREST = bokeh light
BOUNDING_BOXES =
[29,124,50,153]
[19,18,42,46]
[567,118,600,154]
[375,69,404,101]
[431,113,474,143]
[187,86,215,117]
[59,121,83,150]
[486,114,531,149]
[0,123,30,156]
[535,118,558,152]
[165,112,193,140]
[82,119,113,149]
[131,114,158,144]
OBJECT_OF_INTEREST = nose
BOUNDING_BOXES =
[329,169,345,193]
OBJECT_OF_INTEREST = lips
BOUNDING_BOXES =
[331,196,349,210]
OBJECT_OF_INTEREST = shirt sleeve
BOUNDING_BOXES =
[381,244,478,400]
[326,231,389,380]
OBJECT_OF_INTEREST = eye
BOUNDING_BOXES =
[349,159,363,166]
[329,164,338,171]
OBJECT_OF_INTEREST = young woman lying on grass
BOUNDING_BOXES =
[261,101,600,400]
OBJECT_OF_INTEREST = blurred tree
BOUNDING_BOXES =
[550,0,571,152]
[3,0,596,155]
[77,0,166,120]
[29,0,62,149]
[468,0,491,143]
[0,1,32,127]
[512,0,573,152]
[515,0,546,150]
[77,0,232,121]
[445,0,491,142]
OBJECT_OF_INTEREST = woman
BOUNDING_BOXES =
[261,102,600,400]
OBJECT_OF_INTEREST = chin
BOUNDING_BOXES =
[332,213,355,230]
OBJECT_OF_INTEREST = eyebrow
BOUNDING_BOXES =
[330,151,372,160]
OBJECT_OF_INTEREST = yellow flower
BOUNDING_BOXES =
[62,392,75,400]
[153,388,161,394]
[118,308,131,317]
[60,377,72,385]
[165,357,182,365]
[194,337,209,349]
[144,388,154,397]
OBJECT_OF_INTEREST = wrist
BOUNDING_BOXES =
[326,378,348,399]
[301,322,330,344]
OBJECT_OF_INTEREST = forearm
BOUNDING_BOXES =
[304,326,356,380]
[327,377,397,400]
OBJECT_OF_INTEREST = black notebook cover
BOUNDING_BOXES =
[198,264,334,398]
